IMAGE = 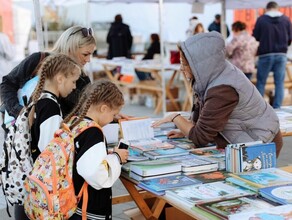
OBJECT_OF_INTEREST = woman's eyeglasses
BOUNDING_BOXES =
[69,28,93,38]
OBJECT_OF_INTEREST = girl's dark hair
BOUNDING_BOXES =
[232,21,247,32]
[151,33,160,42]
[63,79,124,129]
[194,23,204,34]
[31,53,80,103]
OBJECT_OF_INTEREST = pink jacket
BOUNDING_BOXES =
[226,31,259,73]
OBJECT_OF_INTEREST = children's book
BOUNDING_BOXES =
[187,171,228,184]
[142,147,189,159]
[129,159,182,177]
[165,181,254,208]
[225,177,259,192]
[228,204,292,220]
[196,195,275,220]
[130,142,175,152]
[259,183,292,205]
[167,154,218,174]
[119,118,162,145]
[137,174,202,196]
[228,168,292,188]
[191,146,225,156]
[225,142,276,173]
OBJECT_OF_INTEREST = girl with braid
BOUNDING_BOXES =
[30,54,81,162]
[15,53,81,219]
[63,80,128,220]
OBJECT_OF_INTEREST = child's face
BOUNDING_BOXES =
[58,68,81,98]
[98,105,122,127]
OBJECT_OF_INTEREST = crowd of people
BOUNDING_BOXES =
[0,1,291,219]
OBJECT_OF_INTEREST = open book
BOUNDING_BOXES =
[119,118,174,151]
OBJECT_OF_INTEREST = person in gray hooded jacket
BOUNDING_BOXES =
[153,31,283,157]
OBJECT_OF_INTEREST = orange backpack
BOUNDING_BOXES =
[24,119,101,220]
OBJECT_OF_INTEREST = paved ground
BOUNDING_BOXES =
[0,102,292,220]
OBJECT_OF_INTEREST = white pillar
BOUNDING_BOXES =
[33,0,44,51]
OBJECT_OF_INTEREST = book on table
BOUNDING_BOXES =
[196,195,275,220]
[227,204,292,220]
[165,181,255,208]
[129,171,181,182]
[191,146,226,170]
[187,170,228,184]
[137,174,202,196]
[119,117,177,152]
[167,154,219,174]
[228,168,292,189]
[259,183,292,205]
[142,147,189,160]
[225,142,276,173]
[129,159,182,177]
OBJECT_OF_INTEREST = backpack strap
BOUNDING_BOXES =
[76,182,88,220]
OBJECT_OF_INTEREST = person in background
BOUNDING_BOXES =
[63,80,128,220]
[0,23,14,84]
[186,16,205,38]
[253,1,292,109]
[208,14,230,37]
[153,32,283,158]
[107,14,133,59]
[0,26,96,119]
[226,21,259,80]
[136,33,160,81]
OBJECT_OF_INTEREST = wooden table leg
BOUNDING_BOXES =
[166,70,180,111]
[120,177,165,220]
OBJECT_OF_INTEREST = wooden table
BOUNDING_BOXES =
[113,166,292,220]
[90,58,193,113]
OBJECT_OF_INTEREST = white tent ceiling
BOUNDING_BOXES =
[15,0,292,9]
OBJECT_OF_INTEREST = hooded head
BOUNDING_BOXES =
[178,31,226,95]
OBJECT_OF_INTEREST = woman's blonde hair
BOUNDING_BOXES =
[63,79,124,128]
[51,26,96,56]
[31,54,80,103]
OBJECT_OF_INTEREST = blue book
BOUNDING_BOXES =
[143,147,189,159]
[259,184,292,205]
[240,143,276,172]
[137,174,202,196]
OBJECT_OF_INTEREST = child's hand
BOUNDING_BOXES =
[114,148,129,164]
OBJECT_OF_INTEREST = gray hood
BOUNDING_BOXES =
[180,31,227,97]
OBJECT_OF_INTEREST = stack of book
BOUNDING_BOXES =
[129,159,182,179]
[227,168,292,191]
[225,142,276,173]
[191,146,226,170]
[167,154,219,174]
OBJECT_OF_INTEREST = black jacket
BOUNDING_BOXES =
[143,41,160,60]
[253,14,292,56]
[106,21,133,59]
[0,52,90,118]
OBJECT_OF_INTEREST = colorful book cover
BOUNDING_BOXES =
[229,168,292,188]
[228,204,292,220]
[143,147,189,159]
[259,184,292,205]
[196,195,275,220]
[129,171,181,182]
[137,174,202,196]
[240,143,276,172]
[191,146,225,156]
[165,181,254,208]
[187,171,228,184]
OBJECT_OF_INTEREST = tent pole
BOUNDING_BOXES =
[159,0,166,116]
[220,0,227,39]
[33,0,44,51]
